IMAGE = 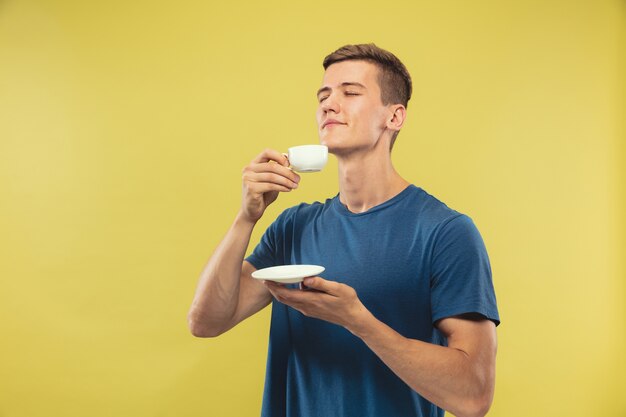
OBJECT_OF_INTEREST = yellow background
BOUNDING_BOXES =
[1,0,624,416]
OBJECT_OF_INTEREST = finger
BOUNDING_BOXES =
[264,281,315,303]
[249,161,301,185]
[243,169,296,191]
[248,171,299,189]
[301,277,341,296]
[263,280,285,287]
[247,182,292,194]
[252,149,290,167]
[264,281,297,303]
[299,282,324,292]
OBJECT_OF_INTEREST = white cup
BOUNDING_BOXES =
[287,145,328,172]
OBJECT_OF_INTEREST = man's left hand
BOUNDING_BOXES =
[263,277,367,329]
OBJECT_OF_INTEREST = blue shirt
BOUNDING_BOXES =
[246,185,500,417]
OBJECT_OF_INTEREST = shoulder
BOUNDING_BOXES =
[404,186,486,247]
[405,186,465,228]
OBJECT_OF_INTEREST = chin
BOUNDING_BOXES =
[323,143,352,157]
[319,139,340,155]
[319,135,346,155]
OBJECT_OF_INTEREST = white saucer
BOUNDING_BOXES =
[251,265,325,284]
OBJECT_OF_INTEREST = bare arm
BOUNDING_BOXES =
[187,149,300,337]
[352,312,497,417]
[187,215,269,337]
[264,278,497,417]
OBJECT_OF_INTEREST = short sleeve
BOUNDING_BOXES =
[245,210,290,270]
[430,215,500,326]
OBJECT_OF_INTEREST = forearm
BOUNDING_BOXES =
[349,312,493,417]
[188,211,256,335]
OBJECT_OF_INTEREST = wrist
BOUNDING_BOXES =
[346,305,377,339]
[235,210,259,228]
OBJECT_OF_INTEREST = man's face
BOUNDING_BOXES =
[316,60,391,154]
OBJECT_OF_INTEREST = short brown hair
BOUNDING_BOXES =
[323,43,412,108]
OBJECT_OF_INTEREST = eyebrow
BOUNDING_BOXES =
[316,82,367,98]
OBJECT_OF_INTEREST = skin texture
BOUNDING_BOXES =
[188,59,497,417]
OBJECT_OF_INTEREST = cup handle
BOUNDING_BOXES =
[281,153,292,170]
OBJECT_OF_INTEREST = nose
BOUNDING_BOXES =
[320,92,339,114]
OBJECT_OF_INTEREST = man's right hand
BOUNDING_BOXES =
[240,149,301,223]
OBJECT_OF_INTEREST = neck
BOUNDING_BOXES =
[335,145,410,213]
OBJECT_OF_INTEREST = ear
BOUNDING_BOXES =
[385,105,406,132]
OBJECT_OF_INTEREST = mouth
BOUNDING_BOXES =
[322,121,346,129]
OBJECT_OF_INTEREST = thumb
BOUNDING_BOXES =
[302,276,337,294]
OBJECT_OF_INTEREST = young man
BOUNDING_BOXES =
[188,44,500,417]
